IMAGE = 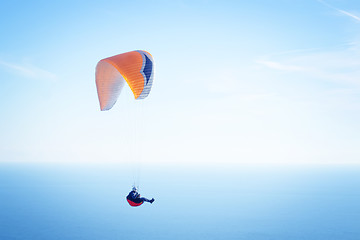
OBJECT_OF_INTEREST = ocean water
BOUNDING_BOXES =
[1,163,359,240]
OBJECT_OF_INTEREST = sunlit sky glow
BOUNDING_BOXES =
[1,0,359,165]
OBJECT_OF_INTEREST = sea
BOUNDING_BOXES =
[1,163,359,240]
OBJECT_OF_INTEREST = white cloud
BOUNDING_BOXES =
[338,9,360,22]
[256,60,305,72]
[0,60,57,81]
[256,46,360,86]
[318,0,360,22]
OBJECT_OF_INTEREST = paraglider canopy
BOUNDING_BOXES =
[95,50,154,111]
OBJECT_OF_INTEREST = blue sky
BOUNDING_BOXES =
[1,0,360,165]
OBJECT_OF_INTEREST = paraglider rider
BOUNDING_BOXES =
[126,187,154,207]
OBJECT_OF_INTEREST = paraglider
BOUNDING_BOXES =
[95,50,154,111]
[126,187,155,207]
[95,50,155,207]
